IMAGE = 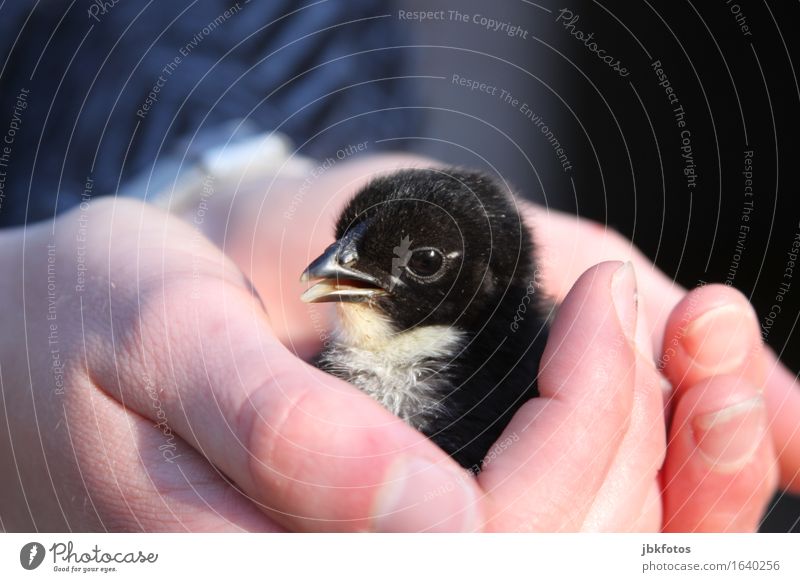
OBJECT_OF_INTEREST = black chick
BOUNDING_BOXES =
[301,168,548,471]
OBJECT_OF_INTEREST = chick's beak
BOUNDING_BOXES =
[300,238,386,303]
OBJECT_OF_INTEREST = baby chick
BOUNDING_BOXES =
[301,168,548,470]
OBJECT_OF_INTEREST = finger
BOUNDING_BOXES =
[763,354,800,491]
[660,284,764,397]
[658,284,798,497]
[81,200,481,532]
[662,376,777,532]
[581,287,666,531]
[478,261,638,531]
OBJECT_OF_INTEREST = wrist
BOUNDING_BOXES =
[0,225,24,359]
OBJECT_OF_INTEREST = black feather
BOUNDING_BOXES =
[315,167,549,470]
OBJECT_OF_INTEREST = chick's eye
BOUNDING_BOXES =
[407,248,444,278]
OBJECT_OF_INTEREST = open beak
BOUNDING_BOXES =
[300,240,386,303]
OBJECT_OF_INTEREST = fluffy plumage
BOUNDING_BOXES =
[301,168,548,470]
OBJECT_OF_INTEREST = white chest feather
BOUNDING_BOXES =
[322,305,465,426]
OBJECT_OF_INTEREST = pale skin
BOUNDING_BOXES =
[0,154,796,532]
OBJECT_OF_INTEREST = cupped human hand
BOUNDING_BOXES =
[200,153,797,497]
[186,153,791,531]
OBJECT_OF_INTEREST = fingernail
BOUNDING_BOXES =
[611,262,638,341]
[634,282,655,362]
[681,305,750,374]
[661,375,675,426]
[372,457,479,532]
[660,375,674,404]
[692,397,765,473]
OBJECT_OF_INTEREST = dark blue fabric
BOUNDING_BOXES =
[0,1,418,226]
